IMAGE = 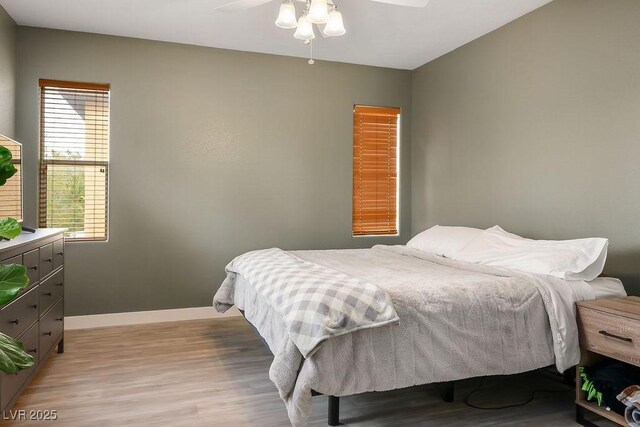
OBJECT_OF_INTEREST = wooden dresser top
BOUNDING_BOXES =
[577,296,640,321]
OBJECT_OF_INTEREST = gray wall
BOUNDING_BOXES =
[15,27,412,315]
[0,4,15,137]
[411,0,640,295]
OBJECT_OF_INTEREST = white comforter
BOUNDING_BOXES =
[216,245,595,426]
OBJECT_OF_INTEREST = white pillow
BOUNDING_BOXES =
[455,226,608,281]
[407,225,483,258]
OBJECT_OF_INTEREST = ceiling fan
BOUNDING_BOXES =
[215,0,430,64]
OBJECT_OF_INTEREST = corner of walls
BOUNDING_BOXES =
[409,60,431,238]
[408,0,640,295]
[0,4,16,138]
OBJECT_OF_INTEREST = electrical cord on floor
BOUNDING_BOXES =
[463,377,573,410]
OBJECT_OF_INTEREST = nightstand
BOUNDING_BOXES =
[576,296,640,427]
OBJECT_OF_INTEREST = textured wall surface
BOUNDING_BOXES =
[16,27,412,315]
[0,4,15,137]
[412,0,640,294]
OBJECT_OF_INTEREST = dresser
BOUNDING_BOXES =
[576,296,640,427]
[0,229,65,412]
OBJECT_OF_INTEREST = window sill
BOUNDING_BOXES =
[352,234,400,238]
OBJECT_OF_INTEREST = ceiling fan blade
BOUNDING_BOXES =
[215,0,273,12]
[369,0,430,7]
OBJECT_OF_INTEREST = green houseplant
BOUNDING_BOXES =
[0,145,34,374]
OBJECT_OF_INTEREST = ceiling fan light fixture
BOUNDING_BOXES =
[322,9,345,37]
[308,0,329,24]
[275,0,298,29]
[294,14,315,40]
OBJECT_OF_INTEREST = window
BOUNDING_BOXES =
[352,105,400,236]
[39,79,110,241]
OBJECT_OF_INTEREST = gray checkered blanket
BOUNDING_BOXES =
[214,248,399,358]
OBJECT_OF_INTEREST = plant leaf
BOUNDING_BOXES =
[0,162,17,187]
[0,333,34,374]
[0,218,21,240]
[0,264,29,306]
[0,146,12,165]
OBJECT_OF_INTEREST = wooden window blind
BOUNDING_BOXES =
[39,79,110,242]
[0,134,22,221]
[352,106,400,236]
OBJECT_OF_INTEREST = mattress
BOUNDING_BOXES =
[589,277,627,299]
[219,245,612,425]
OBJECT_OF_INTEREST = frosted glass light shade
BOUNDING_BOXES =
[322,9,345,37]
[275,1,297,29]
[294,15,315,40]
[308,0,329,24]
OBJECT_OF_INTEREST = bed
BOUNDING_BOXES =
[213,243,626,426]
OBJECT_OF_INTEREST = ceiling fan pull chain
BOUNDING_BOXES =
[308,39,315,64]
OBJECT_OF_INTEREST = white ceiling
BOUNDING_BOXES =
[0,0,553,70]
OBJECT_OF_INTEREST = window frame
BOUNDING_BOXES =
[352,105,401,238]
[38,79,111,243]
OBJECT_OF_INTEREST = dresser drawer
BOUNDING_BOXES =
[578,306,640,366]
[39,269,63,316]
[0,323,39,410]
[1,256,24,291]
[38,243,54,279]
[39,299,63,359]
[23,249,39,286]
[0,286,39,338]
[1,255,21,265]
[52,239,64,271]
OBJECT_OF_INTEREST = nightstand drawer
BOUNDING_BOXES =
[578,306,640,366]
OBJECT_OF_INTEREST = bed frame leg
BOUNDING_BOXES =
[563,367,576,386]
[437,381,455,403]
[328,395,340,426]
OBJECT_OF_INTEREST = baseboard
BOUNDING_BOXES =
[64,306,242,330]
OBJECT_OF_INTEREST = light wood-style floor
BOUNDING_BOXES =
[6,317,614,426]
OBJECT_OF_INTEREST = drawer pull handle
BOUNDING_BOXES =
[56,252,63,256]
[28,348,37,354]
[43,331,52,336]
[599,330,633,343]
[45,257,52,263]
[55,283,63,287]
[55,317,63,322]
[30,304,37,309]
[28,265,38,271]
[43,292,52,297]
[10,319,19,325]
